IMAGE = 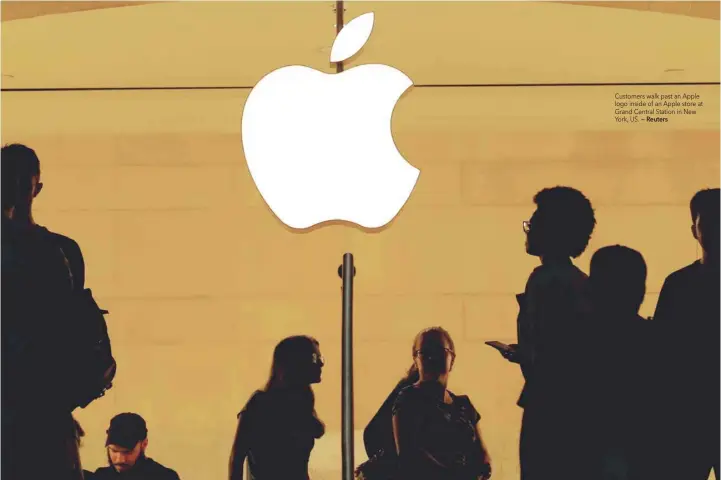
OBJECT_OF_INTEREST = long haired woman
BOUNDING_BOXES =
[229,335,325,480]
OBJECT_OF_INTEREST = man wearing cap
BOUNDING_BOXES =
[92,413,180,479]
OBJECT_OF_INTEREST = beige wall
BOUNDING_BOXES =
[4,1,719,23]
[2,3,719,480]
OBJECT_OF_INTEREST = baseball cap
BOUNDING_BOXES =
[106,413,147,449]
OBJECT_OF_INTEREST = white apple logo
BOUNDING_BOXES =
[241,12,420,230]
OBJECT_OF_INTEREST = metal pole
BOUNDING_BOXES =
[335,1,345,73]
[338,253,355,480]
[335,4,350,476]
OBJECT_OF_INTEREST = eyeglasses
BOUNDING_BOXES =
[311,353,325,365]
[414,348,455,360]
[523,220,532,233]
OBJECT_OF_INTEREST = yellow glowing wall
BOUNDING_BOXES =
[2,3,719,480]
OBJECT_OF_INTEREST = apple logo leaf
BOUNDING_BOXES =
[330,12,374,64]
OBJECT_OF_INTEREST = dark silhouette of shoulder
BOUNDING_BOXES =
[93,458,180,479]
[391,384,421,416]
[663,260,701,287]
[247,389,266,406]
[239,389,267,418]
[656,260,717,324]
[523,262,590,331]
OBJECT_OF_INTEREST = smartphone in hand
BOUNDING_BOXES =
[485,341,512,354]
[485,341,521,363]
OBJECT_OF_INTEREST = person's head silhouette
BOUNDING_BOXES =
[524,186,596,262]
[1,144,43,223]
[265,335,324,390]
[690,188,720,265]
[590,245,647,317]
[412,327,456,381]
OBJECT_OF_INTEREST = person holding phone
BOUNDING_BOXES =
[495,187,596,480]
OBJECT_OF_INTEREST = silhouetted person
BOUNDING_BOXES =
[93,413,180,479]
[392,327,492,480]
[586,245,654,480]
[501,186,596,480]
[2,144,85,289]
[653,188,720,480]
[355,364,419,478]
[229,336,326,480]
[1,144,86,480]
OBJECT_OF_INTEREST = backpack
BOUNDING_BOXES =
[2,222,116,412]
[63,287,117,410]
